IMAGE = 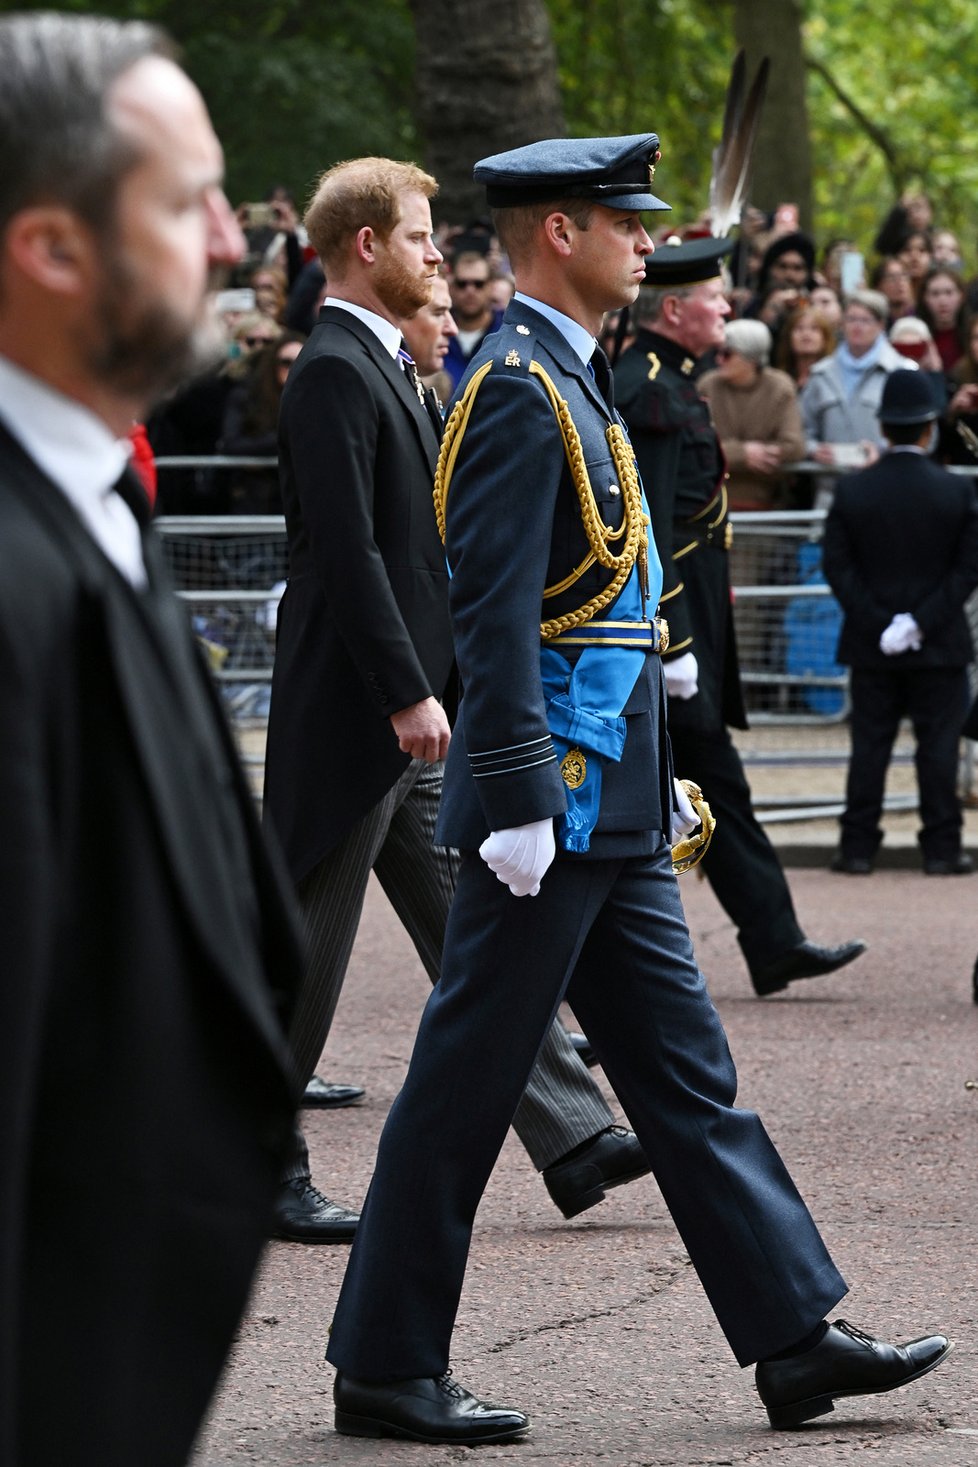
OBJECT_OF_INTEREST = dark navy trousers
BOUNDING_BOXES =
[326,838,846,1376]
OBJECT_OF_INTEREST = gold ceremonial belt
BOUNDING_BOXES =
[543,617,669,652]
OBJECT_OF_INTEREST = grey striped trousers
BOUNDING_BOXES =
[283,758,614,1183]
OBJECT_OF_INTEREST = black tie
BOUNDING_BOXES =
[588,345,614,411]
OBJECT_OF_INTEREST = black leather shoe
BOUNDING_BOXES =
[334,1369,529,1444]
[830,853,874,875]
[923,853,974,875]
[756,1318,952,1429]
[271,1180,359,1242]
[568,1031,598,1067]
[543,1125,651,1219]
[302,1076,365,1108]
[752,938,867,997]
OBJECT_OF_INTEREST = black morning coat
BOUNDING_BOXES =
[0,420,302,1467]
[263,306,455,884]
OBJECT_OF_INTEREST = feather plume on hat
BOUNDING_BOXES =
[708,49,770,240]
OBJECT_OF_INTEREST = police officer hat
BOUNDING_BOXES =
[878,368,939,426]
[474,134,670,213]
[642,235,735,286]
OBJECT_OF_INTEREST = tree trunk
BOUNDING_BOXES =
[409,0,565,224]
[731,0,813,234]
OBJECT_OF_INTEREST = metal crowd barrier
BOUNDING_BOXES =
[155,456,978,811]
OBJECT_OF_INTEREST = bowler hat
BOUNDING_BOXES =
[878,367,938,425]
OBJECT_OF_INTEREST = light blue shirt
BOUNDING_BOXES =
[513,292,597,366]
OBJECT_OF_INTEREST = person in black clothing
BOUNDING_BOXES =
[823,370,978,875]
[614,237,867,996]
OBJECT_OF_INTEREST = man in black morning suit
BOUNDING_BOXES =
[614,242,866,996]
[0,16,301,1465]
[823,369,978,874]
[323,136,949,1445]
[262,157,645,1242]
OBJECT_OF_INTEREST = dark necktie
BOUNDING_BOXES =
[588,345,614,411]
[397,343,427,405]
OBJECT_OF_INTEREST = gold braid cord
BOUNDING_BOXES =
[432,359,649,640]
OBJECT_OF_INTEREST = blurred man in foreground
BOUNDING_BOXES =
[0,15,301,1464]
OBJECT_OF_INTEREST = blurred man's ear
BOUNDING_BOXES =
[5,205,94,298]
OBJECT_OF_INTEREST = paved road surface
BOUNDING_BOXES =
[193,860,978,1466]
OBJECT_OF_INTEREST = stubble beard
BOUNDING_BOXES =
[85,251,228,409]
[374,251,433,321]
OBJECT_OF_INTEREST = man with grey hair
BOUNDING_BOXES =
[615,238,866,998]
[0,15,302,1465]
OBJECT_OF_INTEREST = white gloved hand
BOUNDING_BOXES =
[479,818,556,897]
[879,612,923,656]
[670,778,699,845]
[664,650,699,700]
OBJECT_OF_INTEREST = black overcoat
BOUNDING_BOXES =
[0,424,301,1467]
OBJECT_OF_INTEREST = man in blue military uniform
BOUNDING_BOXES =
[323,137,950,1445]
[614,240,867,996]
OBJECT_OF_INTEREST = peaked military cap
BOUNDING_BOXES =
[878,366,938,425]
[643,235,735,286]
[474,134,670,213]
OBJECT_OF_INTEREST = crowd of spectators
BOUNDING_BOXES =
[144,181,978,520]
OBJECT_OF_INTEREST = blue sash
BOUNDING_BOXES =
[542,506,663,853]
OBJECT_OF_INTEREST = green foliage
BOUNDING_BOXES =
[551,0,978,260]
[14,0,978,260]
[805,0,978,254]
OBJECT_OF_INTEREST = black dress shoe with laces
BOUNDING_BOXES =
[334,1369,529,1444]
[270,1180,359,1242]
[302,1075,365,1108]
[830,853,874,875]
[756,1319,952,1429]
[923,853,974,875]
[568,1031,598,1067]
[542,1125,650,1219]
[752,938,867,997]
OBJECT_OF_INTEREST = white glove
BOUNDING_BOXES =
[664,650,699,700]
[479,818,556,897]
[670,778,699,845]
[879,612,923,656]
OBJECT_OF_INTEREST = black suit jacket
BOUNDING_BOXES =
[263,306,455,884]
[823,449,978,668]
[0,423,301,1466]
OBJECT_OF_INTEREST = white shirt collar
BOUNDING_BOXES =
[324,298,402,358]
[513,292,597,366]
[0,355,145,586]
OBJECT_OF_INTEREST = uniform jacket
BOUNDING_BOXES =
[822,448,978,668]
[0,422,300,1467]
[434,299,672,857]
[614,328,747,733]
[263,306,455,884]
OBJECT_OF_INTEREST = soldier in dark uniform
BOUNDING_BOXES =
[615,239,867,996]
[322,139,949,1446]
